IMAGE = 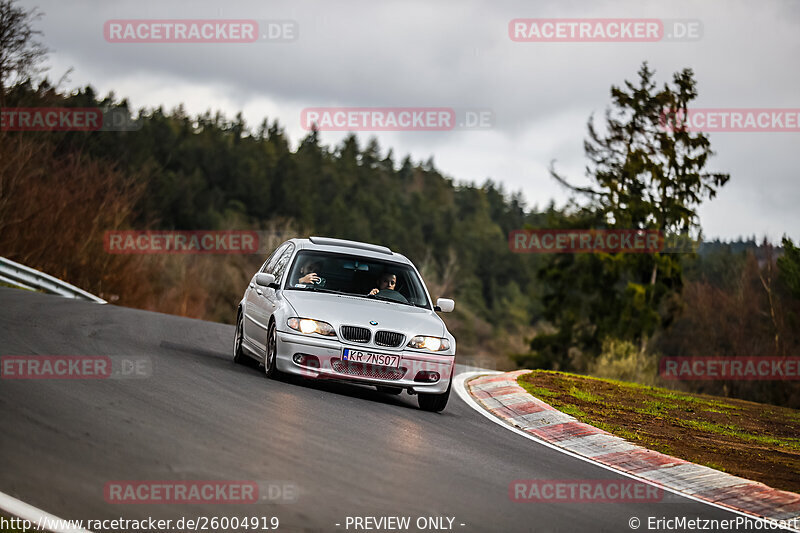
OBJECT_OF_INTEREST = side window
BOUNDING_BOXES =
[263,243,288,274]
[258,257,271,273]
[272,244,295,283]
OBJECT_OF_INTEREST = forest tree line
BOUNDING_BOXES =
[2,68,799,406]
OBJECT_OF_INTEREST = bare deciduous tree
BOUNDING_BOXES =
[0,0,48,107]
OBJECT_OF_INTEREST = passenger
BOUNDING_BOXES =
[297,259,324,285]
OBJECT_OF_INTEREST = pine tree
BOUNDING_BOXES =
[535,62,731,369]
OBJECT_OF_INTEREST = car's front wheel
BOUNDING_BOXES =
[264,320,280,379]
[233,312,248,365]
[418,380,451,412]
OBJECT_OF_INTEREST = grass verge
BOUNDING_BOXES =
[517,370,800,494]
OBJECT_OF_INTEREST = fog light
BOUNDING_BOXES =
[293,354,320,368]
[414,371,440,382]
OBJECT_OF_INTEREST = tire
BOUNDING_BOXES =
[264,320,280,379]
[376,386,403,395]
[418,380,451,412]
[233,311,248,364]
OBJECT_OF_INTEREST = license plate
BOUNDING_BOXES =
[342,348,400,368]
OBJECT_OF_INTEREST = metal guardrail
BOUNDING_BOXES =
[0,257,106,303]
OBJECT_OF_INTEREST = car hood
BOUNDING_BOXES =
[282,290,445,337]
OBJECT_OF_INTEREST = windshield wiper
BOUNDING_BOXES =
[286,286,342,295]
[368,294,415,307]
[289,287,426,308]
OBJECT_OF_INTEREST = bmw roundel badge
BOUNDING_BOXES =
[369,320,378,325]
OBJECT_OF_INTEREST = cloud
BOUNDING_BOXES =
[25,0,800,240]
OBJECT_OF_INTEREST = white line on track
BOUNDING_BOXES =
[0,490,91,532]
[0,369,795,533]
[453,370,800,533]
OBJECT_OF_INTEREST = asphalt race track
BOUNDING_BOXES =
[0,288,785,532]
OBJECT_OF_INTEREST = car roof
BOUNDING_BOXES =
[289,237,412,265]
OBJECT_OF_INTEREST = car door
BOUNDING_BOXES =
[260,243,294,339]
[243,244,286,349]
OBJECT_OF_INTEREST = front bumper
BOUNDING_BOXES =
[275,330,454,394]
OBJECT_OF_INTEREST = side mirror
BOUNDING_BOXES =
[255,273,277,288]
[435,298,455,313]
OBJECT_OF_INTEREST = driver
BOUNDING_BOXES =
[368,272,408,303]
[369,272,397,295]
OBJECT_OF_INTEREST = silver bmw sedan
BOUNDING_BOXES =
[233,236,456,412]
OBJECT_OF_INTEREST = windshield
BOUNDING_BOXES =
[285,250,431,309]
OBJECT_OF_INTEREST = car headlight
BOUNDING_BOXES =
[407,335,451,352]
[287,317,336,336]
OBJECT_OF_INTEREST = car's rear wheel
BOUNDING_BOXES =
[418,380,451,412]
[233,312,248,364]
[264,320,280,379]
[376,386,402,395]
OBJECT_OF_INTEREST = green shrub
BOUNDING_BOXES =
[588,338,659,386]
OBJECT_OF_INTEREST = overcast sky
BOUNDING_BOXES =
[23,0,800,241]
